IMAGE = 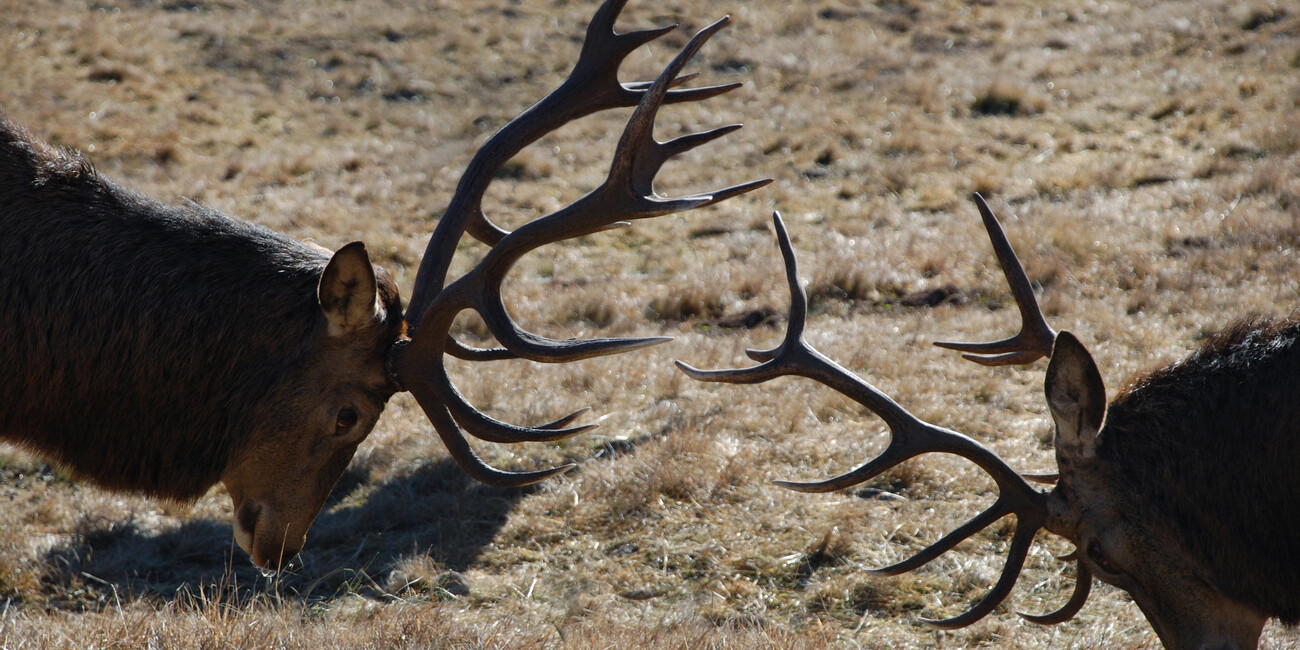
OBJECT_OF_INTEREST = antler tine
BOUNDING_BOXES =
[1019,560,1093,624]
[933,194,1057,366]
[679,212,1054,628]
[655,124,744,173]
[422,396,576,487]
[920,521,1041,629]
[866,499,1015,575]
[533,407,592,431]
[397,307,602,448]
[676,212,808,384]
[444,336,516,362]
[580,0,744,108]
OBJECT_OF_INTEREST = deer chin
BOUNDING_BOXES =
[1130,589,1267,650]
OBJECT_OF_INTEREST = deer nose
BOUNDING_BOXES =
[233,500,260,557]
[233,500,304,571]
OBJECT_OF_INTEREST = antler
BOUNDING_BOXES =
[390,1,770,486]
[403,0,747,326]
[933,194,1056,366]
[677,202,1087,627]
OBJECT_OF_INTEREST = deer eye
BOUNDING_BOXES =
[336,408,359,431]
[1087,540,1119,575]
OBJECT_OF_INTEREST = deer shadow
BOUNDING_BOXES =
[39,458,528,609]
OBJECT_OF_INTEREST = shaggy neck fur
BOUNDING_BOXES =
[1099,315,1300,623]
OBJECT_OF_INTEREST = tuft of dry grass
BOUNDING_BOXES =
[3,0,1300,648]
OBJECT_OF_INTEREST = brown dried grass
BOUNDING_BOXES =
[3,0,1300,648]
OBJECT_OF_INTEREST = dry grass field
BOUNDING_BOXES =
[2,0,1299,647]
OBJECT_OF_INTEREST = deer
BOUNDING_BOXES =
[0,0,768,572]
[678,196,1300,650]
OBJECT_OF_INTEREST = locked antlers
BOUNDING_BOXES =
[390,1,770,486]
[678,197,1090,627]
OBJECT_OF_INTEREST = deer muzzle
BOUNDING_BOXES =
[232,499,303,571]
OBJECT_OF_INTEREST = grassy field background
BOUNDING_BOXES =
[1,0,1298,647]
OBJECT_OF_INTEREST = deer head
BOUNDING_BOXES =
[219,242,406,570]
[678,196,1281,649]
[223,0,769,570]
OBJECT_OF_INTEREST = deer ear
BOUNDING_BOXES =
[318,241,381,336]
[1045,331,1107,462]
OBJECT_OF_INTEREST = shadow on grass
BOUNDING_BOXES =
[39,458,528,609]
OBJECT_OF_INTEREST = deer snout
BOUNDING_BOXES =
[232,499,303,571]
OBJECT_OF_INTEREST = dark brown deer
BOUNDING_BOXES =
[0,0,767,571]
[679,197,1300,650]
